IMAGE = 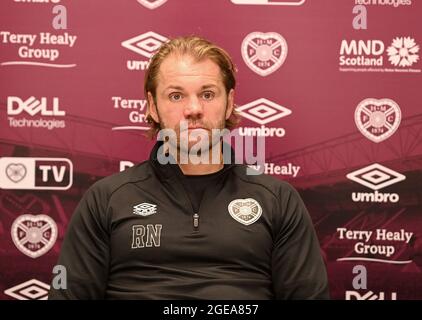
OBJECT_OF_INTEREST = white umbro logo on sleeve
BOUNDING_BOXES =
[133,203,157,217]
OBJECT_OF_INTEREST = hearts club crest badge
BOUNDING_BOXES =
[228,198,262,225]
[11,214,58,258]
[6,163,27,183]
[355,98,401,143]
[241,32,288,76]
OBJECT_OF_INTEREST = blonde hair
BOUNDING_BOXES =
[143,35,240,138]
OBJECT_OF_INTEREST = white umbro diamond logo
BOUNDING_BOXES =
[347,163,406,190]
[122,31,168,59]
[133,202,157,216]
[4,279,50,300]
[236,98,292,125]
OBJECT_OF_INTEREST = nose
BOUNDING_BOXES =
[183,96,203,119]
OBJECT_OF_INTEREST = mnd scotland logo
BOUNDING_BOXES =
[339,37,420,73]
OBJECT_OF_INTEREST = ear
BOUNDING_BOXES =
[147,91,160,123]
[225,89,235,120]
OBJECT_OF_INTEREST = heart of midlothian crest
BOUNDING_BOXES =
[241,32,288,77]
[11,214,58,258]
[5,163,27,183]
[355,98,401,143]
[228,198,262,225]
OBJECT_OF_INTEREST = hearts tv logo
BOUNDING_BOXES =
[6,163,27,183]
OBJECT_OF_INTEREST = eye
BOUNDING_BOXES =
[202,91,215,100]
[169,92,183,102]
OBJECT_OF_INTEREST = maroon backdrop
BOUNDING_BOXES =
[1,0,421,300]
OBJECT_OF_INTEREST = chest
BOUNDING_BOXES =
[107,184,275,270]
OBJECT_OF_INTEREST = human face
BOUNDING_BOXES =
[147,54,234,153]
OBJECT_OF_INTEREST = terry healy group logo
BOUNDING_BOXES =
[11,214,58,258]
[339,37,420,73]
[248,162,300,177]
[121,31,168,71]
[0,31,77,68]
[236,98,291,137]
[347,163,406,203]
[0,157,73,190]
[336,227,413,265]
[7,96,66,130]
[111,96,149,131]
[137,0,168,9]
[355,98,401,143]
[241,32,288,76]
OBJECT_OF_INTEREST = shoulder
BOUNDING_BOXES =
[86,160,152,201]
[231,164,298,200]
[231,165,309,229]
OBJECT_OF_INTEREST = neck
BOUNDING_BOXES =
[175,146,224,176]
[178,160,224,175]
[160,141,227,175]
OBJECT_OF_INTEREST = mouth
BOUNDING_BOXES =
[187,126,208,131]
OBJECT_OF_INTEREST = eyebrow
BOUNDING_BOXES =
[163,84,219,91]
[163,85,184,91]
[200,84,219,90]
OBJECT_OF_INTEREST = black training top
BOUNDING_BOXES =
[178,165,229,213]
[49,142,329,299]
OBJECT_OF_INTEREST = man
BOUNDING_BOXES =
[49,36,329,299]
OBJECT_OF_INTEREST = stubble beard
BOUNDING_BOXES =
[156,104,229,162]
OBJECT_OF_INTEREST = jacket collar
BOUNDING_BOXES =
[149,140,236,181]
